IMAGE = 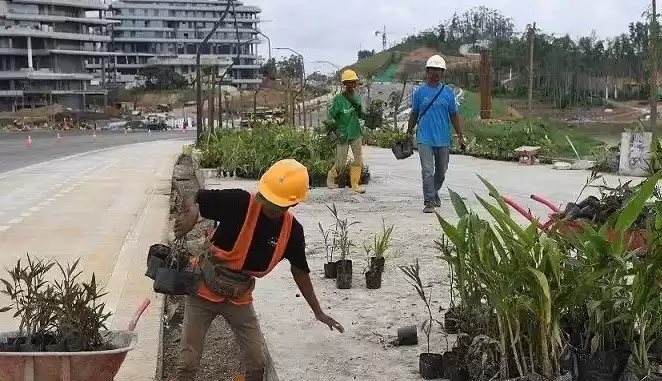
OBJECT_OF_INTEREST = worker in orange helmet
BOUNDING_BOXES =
[172,159,344,381]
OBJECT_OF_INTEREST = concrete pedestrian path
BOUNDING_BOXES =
[201,146,644,381]
[0,139,188,380]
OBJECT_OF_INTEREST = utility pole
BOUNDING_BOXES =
[527,22,536,113]
[209,69,216,133]
[651,0,658,142]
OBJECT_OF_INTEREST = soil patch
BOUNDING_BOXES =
[159,153,244,381]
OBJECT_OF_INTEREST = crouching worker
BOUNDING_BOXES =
[172,159,344,381]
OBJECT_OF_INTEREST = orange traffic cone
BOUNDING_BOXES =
[124,128,128,136]
[56,133,61,141]
[26,135,33,148]
[92,130,97,138]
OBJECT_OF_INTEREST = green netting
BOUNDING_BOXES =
[372,63,398,83]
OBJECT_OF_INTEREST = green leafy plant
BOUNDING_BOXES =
[199,126,370,188]
[319,204,340,264]
[364,219,394,260]
[1,255,113,352]
[0,255,55,346]
[327,204,358,261]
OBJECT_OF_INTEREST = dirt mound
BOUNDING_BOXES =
[397,47,480,76]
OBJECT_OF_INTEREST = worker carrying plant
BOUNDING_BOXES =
[326,69,366,194]
[171,159,344,381]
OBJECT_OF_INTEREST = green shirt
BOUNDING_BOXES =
[328,93,363,142]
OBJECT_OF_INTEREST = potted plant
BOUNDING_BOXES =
[319,204,340,279]
[0,254,142,381]
[363,219,394,289]
[330,206,357,290]
[400,259,443,379]
[364,99,384,130]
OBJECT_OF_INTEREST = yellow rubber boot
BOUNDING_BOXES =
[326,166,339,189]
[350,165,365,194]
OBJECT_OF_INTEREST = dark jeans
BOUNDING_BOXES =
[418,144,450,205]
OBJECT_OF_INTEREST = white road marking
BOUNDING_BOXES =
[29,207,40,212]
[8,217,22,224]
[46,198,56,202]
[0,226,9,232]
[19,212,31,218]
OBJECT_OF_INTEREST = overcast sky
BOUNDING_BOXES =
[254,0,651,74]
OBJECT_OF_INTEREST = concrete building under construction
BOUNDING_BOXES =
[88,0,263,89]
[0,0,112,112]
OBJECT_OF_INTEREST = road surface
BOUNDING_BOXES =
[0,129,191,174]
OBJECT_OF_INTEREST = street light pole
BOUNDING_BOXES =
[196,1,232,144]
[252,29,271,115]
[274,47,306,130]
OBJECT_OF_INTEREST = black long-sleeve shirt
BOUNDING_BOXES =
[196,189,310,273]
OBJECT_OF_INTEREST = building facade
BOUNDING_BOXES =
[0,0,111,111]
[88,0,262,89]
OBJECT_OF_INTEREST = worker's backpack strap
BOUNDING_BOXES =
[416,84,446,124]
[201,257,255,299]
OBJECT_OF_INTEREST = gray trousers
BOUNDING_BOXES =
[418,144,450,204]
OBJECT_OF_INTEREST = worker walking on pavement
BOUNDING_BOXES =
[172,159,344,381]
[407,55,466,214]
[326,69,366,194]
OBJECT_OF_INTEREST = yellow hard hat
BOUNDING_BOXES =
[258,159,309,207]
[341,69,359,83]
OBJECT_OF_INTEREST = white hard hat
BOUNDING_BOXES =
[426,55,447,70]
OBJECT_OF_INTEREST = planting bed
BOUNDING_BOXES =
[201,146,657,380]
[198,126,371,188]
[158,153,244,381]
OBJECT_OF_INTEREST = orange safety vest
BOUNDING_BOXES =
[193,192,293,304]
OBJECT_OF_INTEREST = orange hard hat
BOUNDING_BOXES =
[258,159,309,207]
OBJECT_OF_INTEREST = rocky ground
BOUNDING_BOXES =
[159,153,244,381]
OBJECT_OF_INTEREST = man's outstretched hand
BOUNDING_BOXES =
[316,312,345,333]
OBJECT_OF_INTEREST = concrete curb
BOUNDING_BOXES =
[155,294,167,381]
[191,150,281,381]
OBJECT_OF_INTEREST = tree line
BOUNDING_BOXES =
[389,6,656,108]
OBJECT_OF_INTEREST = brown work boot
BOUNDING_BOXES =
[423,202,436,214]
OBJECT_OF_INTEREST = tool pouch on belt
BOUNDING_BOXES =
[201,258,255,299]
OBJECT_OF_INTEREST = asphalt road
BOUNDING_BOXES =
[0,129,194,174]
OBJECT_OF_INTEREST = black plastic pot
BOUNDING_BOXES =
[442,351,460,380]
[396,325,417,346]
[577,350,628,381]
[323,261,338,279]
[392,140,414,160]
[147,243,170,265]
[365,270,382,289]
[620,360,662,381]
[65,335,86,352]
[153,268,201,296]
[336,259,352,289]
[145,256,167,280]
[45,342,67,352]
[369,257,385,273]
[444,309,459,334]
[419,353,443,379]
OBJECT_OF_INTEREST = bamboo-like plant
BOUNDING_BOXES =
[327,204,357,261]
[400,259,437,354]
[365,218,394,260]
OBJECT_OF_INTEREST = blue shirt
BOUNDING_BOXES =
[411,83,458,147]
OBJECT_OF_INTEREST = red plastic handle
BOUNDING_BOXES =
[530,194,560,213]
[128,298,151,332]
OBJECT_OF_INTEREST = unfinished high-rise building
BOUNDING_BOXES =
[0,0,111,112]
[88,0,262,89]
